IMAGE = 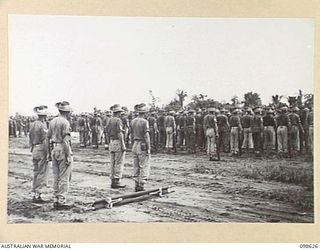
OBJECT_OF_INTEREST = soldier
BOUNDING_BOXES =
[229,109,242,156]
[307,106,313,156]
[195,109,205,151]
[299,107,309,154]
[77,113,87,147]
[185,110,196,153]
[164,110,176,153]
[102,111,112,150]
[241,108,254,154]
[263,108,277,157]
[203,108,219,161]
[252,108,264,157]
[121,110,130,148]
[131,103,151,191]
[148,111,158,153]
[157,110,166,148]
[217,108,230,153]
[288,107,304,157]
[91,112,101,149]
[178,111,187,149]
[276,106,291,158]
[29,105,49,203]
[47,101,73,209]
[106,104,126,189]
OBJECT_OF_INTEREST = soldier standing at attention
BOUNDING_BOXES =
[252,108,264,157]
[157,110,166,149]
[195,109,205,151]
[29,105,49,203]
[241,108,254,154]
[307,106,313,156]
[217,108,230,153]
[91,112,100,149]
[203,108,219,161]
[47,101,73,209]
[131,103,151,192]
[276,106,291,158]
[229,109,242,156]
[102,111,112,150]
[288,107,304,157]
[185,110,196,153]
[106,104,126,189]
[148,111,158,153]
[77,113,86,148]
[263,109,277,157]
[164,110,176,153]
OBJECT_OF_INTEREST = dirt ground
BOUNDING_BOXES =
[7,133,314,223]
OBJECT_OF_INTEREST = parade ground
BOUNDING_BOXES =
[7,133,314,223]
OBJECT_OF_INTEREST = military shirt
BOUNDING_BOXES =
[241,115,254,128]
[203,114,218,129]
[131,117,149,140]
[276,114,291,127]
[229,115,241,128]
[263,115,276,127]
[157,116,165,128]
[29,120,48,145]
[106,117,123,140]
[164,115,176,128]
[148,116,157,128]
[289,113,302,127]
[307,111,313,126]
[47,116,71,143]
[216,114,229,130]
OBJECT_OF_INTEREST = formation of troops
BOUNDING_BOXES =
[9,101,314,209]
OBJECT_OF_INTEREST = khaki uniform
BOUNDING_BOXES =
[185,115,196,153]
[106,117,125,180]
[241,114,254,150]
[131,117,150,188]
[263,114,276,155]
[29,120,49,197]
[276,113,291,154]
[164,115,176,149]
[203,114,218,157]
[289,113,303,155]
[229,115,242,154]
[47,116,73,204]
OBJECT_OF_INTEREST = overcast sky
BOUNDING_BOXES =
[9,15,314,115]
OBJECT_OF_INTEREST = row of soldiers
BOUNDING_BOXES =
[27,102,151,209]
[8,116,33,137]
[76,105,313,159]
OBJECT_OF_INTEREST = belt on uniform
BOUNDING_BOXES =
[231,126,239,128]
[52,142,63,147]
[32,143,45,146]
[134,139,145,141]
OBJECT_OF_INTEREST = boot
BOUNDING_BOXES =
[111,178,126,189]
[135,182,145,192]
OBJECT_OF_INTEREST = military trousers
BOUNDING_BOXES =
[186,127,196,152]
[242,128,253,149]
[289,125,300,152]
[165,127,174,149]
[132,140,150,187]
[263,126,276,154]
[218,129,230,153]
[230,127,239,154]
[52,144,72,203]
[277,126,288,153]
[196,127,205,149]
[31,144,49,196]
[206,128,216,156]
[309,126,313,155]
[109,139,125,180]
[79,129,86,147]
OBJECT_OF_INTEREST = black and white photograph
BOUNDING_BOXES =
[7,15,314,223]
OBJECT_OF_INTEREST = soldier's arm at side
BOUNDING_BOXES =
[144,121,151,154]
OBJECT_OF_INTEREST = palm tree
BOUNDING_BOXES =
[271,94,283,108]
[176,89,188,108]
